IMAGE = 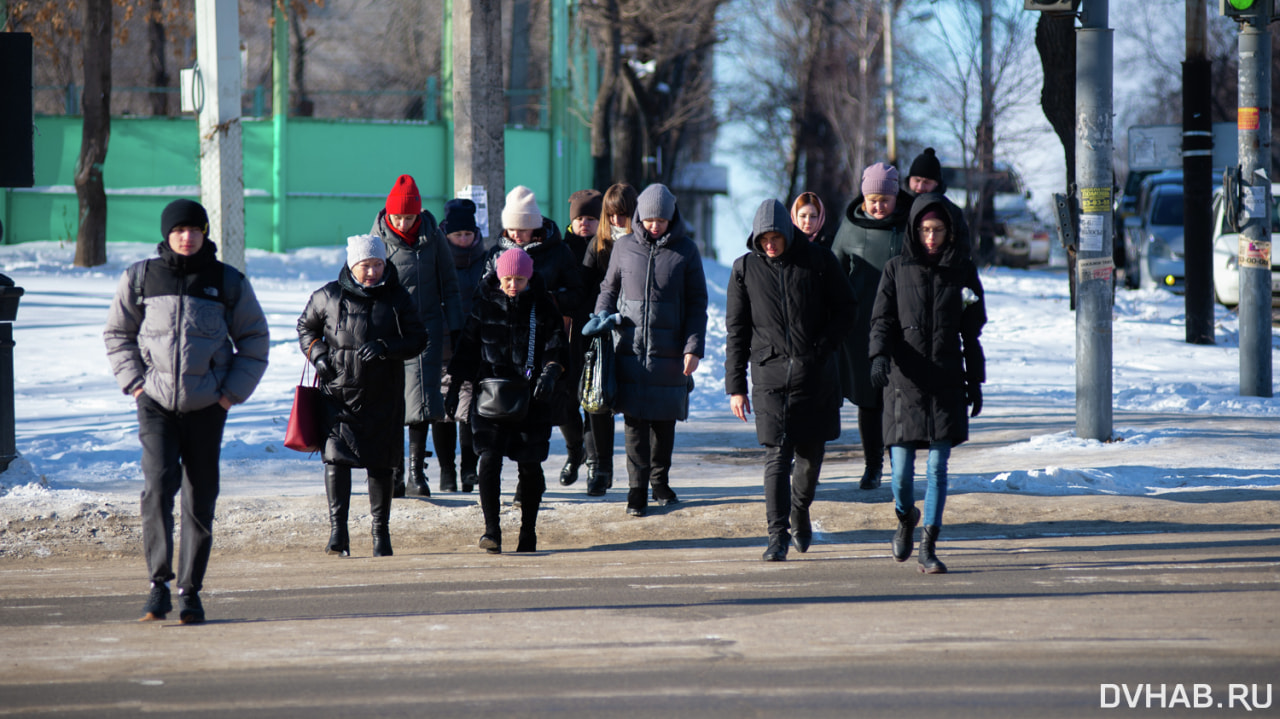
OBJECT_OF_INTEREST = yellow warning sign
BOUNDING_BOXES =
[1080,187,1112,213]
[1239,107,1261,131]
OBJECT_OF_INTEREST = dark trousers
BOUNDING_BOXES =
[559,408,584,455]
[584,411,615,471]
[763,441,824,538]
[623,416,676,509]
[432,420,478,472]
[477,452,546,539]
[136,395,227,594]
[857,406,884,469]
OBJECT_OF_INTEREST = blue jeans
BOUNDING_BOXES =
[890,442,950,528]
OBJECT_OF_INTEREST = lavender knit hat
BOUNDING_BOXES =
[495,247,534,279]
[861,162,900,197]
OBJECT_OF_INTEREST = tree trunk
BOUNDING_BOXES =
[589,0,621,190]
[147,0,168,116]
[75,0,111,269]
[1036,13,1075,189]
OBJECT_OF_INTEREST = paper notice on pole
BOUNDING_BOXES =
[1239,239,1271,270]
[1077,256,1114,284]
[1079,214,1105,252]
[1243,186,1267,219]
[458,185,490,240]
[1080,187,1112,213]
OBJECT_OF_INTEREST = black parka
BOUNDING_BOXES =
[901,176,972,260]
[829,190,913,408]
[371,209,463,424]
[482,217,585,320]
[726,201,857,446]
[297,263,428,468]
[869,193,987,449]
[447,273,568,462]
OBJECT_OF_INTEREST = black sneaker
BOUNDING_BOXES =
[178,590,205,625]
[139,582,171,622]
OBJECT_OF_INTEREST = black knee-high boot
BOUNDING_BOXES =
[324,464,351,556]
[516,462,546,552]
[368,468,394,557]
[433,421,458,492]
[858,406,884,490]
[477,452,502,553]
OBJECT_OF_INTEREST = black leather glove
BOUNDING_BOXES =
[870,355,890,389]
[444,383,461,418]
[357,340,386,362]
[534,363,564,402]
[968,381,983,418]
[313,354,337,383]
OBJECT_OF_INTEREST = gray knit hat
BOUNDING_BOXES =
[861,162,900,197]
[636,184,677,222]
[346,233,387,268]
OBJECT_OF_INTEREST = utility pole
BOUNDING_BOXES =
[452,0,505,247]
[975,0,996,265]
[1183,0,1215,345]
[1231,0,1274,397]
[1074,0,1113,441]
[883,0,897,166]
[195,0,245,271]
[271,1,288,255]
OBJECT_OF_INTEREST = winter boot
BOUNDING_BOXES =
[368,470,394,557]
[438,463,458,493]
[858,407,884,490]
[892,506,921,562]
[516,497,540,553]
[859,462,883,490]
[559,444,584,486]
[762,531,790,562]
[140,582,172,622]
[791,507,812,553]
[324,464,352,556]
[477,454,502,553]
[918,525,948,574]
[405,440,431,497]
[391,463,406,499]
[585,461,609,496]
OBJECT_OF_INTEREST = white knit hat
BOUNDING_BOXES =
[346,233,387,269]
[501,186,543,232]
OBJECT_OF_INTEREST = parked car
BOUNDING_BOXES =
[1128,183,1185,292]
[993,192,1051,268]
[1211,183,1280,308]
[1123,171,1184,288]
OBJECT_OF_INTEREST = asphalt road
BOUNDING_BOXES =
[2,526,1278,718]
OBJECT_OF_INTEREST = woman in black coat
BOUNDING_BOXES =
[830,162,914,491]
[446,248,568,554]
[868,193,986,574]
[726,199,856,561]
[297,235,428,558]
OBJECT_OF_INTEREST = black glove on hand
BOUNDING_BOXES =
[870,355,891,389]
[313,355,337,383]
[357,340,386,362]
[533,363,564,402]
[968,382,983,418]
[444,384,460,418]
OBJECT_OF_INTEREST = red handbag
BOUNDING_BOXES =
[284,350,324,453]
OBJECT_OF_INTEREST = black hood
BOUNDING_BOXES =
[904,192,969,265]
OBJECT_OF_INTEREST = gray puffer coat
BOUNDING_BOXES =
[372,209,463,425]
[594,207,708,422]
[104,240,269,412]
[297,263,428,468]
[869,193,986,449]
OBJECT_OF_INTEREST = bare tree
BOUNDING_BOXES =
[75,0,111,268]
[578,0,726,188]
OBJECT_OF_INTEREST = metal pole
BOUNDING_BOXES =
[1074,0,1113,441]
[883,0,896,166]
[1183,0,1214,345]
[195,0,245,271]
[271,1,288,254]
[453,0,506,246]
[551,0,569,211]
[1237,0,1273,397]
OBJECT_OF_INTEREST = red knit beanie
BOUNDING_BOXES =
[386,175,422,216]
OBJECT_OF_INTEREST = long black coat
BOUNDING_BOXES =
[726,210,856,446]
[829,190,913,408]
[371,209,463,425]
[297,264,428,468]
[447,273,568,463]
[869,193,986,449]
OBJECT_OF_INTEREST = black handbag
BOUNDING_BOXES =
[475,304,538,423]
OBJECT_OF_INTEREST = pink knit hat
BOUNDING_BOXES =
[495,247,534,279]
[861,162,900,197]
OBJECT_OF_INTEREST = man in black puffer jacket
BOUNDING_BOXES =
[726,199,856,562]
[104,199,270,624]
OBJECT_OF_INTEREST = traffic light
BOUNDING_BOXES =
[1024,0,1078,11]
[1219,0,1275,19]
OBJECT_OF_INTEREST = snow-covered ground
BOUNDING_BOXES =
[1,240,1278,511]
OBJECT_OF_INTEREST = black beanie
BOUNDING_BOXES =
[440,198,479,236]
[160,199,209,239]
[908,147,942,183]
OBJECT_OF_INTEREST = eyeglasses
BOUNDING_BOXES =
[919,227,948,236]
